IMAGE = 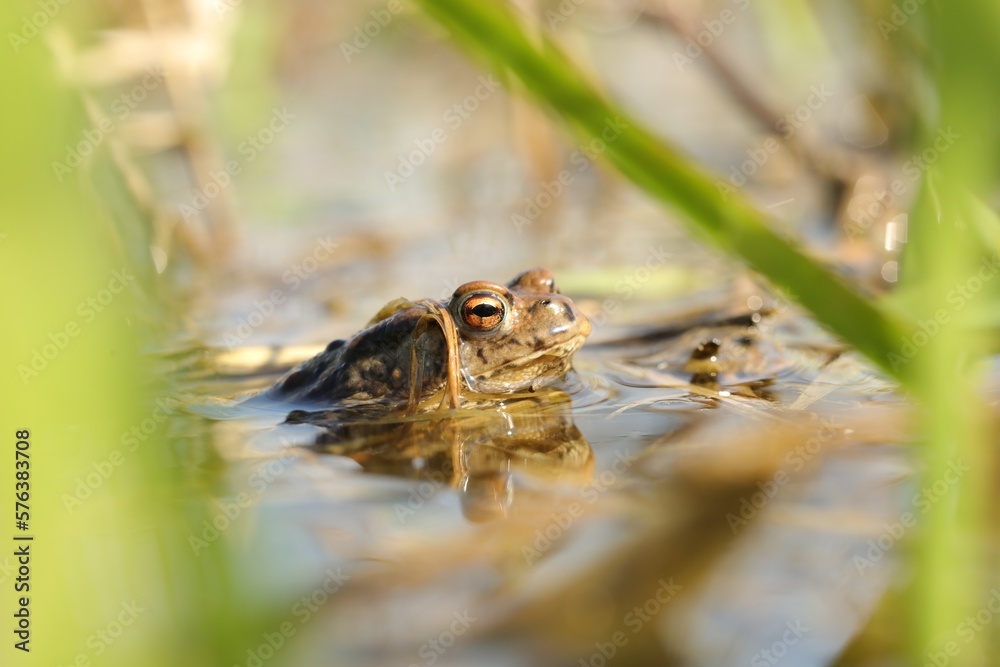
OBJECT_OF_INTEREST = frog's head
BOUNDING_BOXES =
[449,267,590,393]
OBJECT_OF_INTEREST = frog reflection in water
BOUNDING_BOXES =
[297,389,594,522]
[266,268,593,521]
[268,267,591,413]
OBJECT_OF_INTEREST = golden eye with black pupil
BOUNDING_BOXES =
[460,294,505,331]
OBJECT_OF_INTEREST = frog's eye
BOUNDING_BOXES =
[460,294,506,331]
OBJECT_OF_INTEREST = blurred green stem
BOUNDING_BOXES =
[903,2,1000,663]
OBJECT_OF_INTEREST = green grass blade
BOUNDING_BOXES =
[414,0,915,383]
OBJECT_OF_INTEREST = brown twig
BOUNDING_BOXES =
[641,6,864,192]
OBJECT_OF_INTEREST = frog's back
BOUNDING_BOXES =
[268,308,447,405]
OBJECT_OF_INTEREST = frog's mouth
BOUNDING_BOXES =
[465,333,589,394]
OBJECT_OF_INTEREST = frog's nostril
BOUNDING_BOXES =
[540,299,551,306]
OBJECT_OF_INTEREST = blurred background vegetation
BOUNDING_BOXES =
[1,0,997,665]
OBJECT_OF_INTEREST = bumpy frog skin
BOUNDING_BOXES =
[268,268,591,407]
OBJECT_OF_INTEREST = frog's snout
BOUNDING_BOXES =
[560,298,591,339]
[541,296,590,340]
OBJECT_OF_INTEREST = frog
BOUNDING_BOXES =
[266,267,591,412]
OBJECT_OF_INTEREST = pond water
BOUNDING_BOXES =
[178,231,914,667]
